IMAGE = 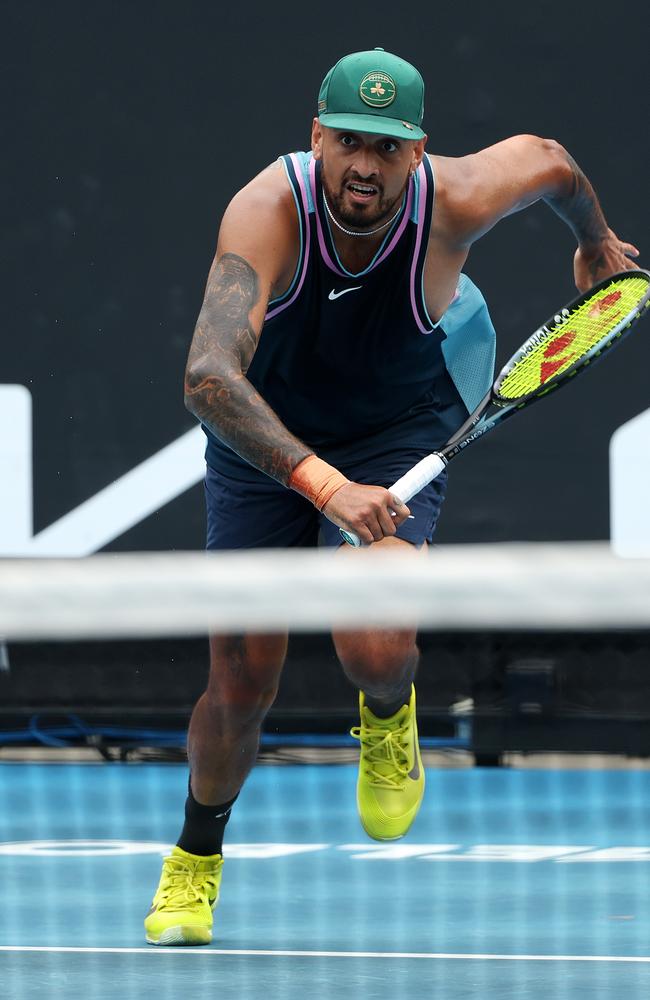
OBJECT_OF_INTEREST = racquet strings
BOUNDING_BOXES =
[497,274,649,401]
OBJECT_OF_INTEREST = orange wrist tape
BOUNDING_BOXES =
[288,455,350,511]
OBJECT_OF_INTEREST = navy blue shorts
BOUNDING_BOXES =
[205,449,448,550]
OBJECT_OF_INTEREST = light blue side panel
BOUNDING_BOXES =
[440,272,496,414]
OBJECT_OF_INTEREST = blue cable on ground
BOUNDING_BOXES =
[0,715,471,751]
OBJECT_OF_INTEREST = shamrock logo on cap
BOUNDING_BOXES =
[359,71,397,108]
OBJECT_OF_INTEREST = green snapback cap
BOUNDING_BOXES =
[318,48,425,141]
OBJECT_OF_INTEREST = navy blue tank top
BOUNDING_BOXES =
[205,151,468,473]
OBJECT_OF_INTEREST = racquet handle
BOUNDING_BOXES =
[340,452,447,547]
[390,452,447,503]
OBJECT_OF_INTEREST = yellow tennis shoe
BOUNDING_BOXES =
[144,845,223,946]
[351,685,425,841]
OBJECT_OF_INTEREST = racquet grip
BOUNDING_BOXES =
[389,453,447,503]
[340,453,447,547]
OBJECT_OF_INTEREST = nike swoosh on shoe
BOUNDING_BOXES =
[408,726,420,780]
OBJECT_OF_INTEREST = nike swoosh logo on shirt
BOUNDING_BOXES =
[328,286,363,300]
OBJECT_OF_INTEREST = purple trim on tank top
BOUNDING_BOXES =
[410,160,433,334]
[309,156,414,278]
[265,153,311,321]
[310,157,345,277]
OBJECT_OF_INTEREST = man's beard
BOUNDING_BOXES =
[321,171,406,232]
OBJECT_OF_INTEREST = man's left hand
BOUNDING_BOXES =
[574,229,640,292]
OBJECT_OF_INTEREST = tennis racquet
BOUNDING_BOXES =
[341,269,650,547]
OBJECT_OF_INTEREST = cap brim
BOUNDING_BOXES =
[319,112,425,141]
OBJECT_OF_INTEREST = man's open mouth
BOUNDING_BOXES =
[346,182,378,200]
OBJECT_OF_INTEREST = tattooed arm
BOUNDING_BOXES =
[434,135,640,291]
[184,167,311,485]
[545,150,640,291]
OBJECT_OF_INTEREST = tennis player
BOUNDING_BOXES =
[145,48,640,945]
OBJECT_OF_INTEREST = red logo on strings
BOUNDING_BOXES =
[588,289,622,317]
[540,330,577,383]
[539,289,624,384]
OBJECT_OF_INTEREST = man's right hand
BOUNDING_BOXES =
[322,482,411,545]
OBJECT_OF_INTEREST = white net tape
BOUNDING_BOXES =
[1,543,649,640]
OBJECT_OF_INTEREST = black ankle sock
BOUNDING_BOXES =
[176,780,238,857]
[364,683,413,719]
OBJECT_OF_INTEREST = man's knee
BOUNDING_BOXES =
[333,629,419,692]
[204,632,288,729]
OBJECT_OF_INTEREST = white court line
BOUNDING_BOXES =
[0,946,649,963]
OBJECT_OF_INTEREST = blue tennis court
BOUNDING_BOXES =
[2,761,650,998]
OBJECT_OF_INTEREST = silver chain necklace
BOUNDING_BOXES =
[323,194,403,238]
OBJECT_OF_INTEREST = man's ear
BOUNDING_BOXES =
[411,137,427,172]
[311,118,323,160]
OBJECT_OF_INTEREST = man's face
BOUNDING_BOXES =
[312,121,426,231]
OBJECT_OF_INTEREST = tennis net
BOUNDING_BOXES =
[1,542,649,641]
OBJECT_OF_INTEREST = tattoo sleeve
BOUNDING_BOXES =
[184,252,311,485]
[545,151,609,253]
